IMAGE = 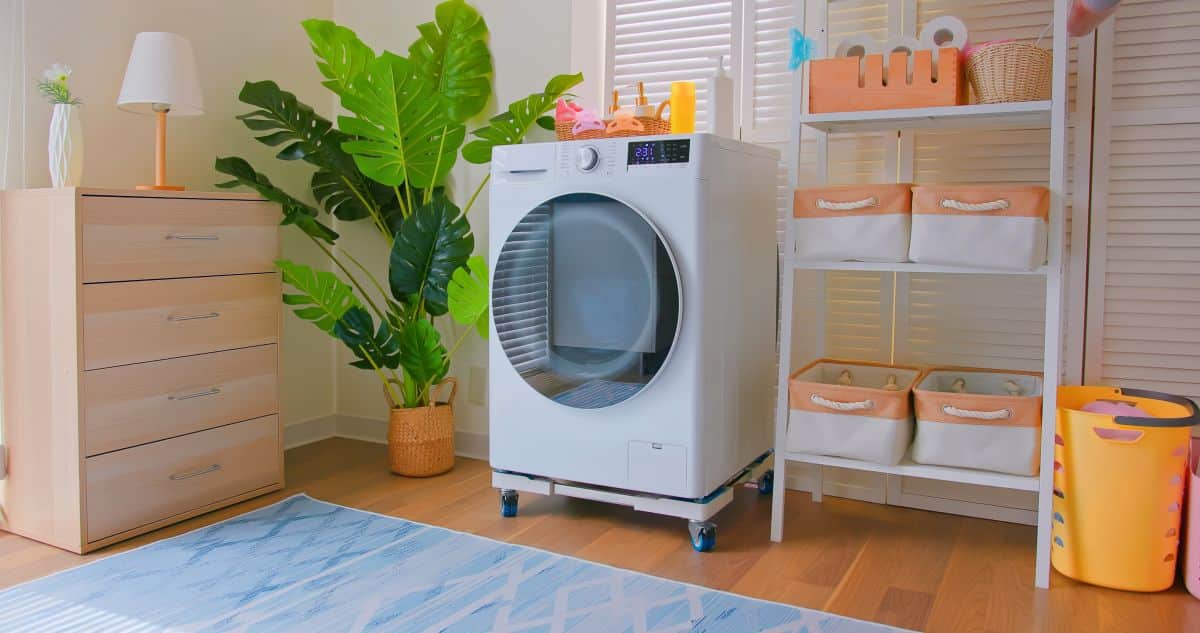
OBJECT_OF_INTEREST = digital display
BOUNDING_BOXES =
[627,139,690,166]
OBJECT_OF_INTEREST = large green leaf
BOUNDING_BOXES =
[335,306,402,370]
[277,259,358,335]
[462,73,583,164]
[448,255,489,339]
[399,318,448,399]
[302,19,375,98]
[337,52,465,188]
[389,197,473,316]
[214,156,338,243]
[408,0,492,123]
[234,80,383,223]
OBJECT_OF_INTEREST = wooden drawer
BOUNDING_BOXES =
[81,194,279,283]
[82,274,279,370]
[84,415,279,543]
[83,345,278,456]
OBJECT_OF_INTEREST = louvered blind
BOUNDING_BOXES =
[608,0,735,130]
[742,0,793,141]
[1086,0,1200,402]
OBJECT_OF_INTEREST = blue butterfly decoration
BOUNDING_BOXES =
[789,28,814,71]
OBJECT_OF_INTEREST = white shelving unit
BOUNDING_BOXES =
[770,0,1070,589]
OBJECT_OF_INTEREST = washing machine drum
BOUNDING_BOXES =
[493,193,681,409]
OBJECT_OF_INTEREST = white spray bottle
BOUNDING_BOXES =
[707,56,734,138]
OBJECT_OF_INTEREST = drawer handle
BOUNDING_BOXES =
[166,233,220,241]
[167,312,220,322]
[168,387,221,401]
[168,463,222,481]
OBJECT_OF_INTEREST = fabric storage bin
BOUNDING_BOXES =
[909,184,1049,270]
[787,359,923,465]
[1186,438,1200,600]
[911,368,1043,476]
[1052,386,1198,592]
[792,184,911,262]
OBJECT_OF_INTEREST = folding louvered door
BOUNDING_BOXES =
[1082,0,1200,421]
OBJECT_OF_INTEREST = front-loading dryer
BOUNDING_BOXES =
[488,134,779,550]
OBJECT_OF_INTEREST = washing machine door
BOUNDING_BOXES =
[493,193,681,409]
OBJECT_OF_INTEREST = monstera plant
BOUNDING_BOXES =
[215,1,580,472]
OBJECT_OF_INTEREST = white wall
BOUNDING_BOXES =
[3,0,337,428]
[330,0,574,436]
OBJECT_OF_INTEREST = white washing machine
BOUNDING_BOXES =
[488,134,779,550]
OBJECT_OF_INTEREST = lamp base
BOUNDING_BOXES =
[136,184,186,191]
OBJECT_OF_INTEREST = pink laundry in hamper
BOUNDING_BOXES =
[1188,438,1200,600]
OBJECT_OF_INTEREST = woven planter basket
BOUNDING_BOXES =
[966,42,1052,104]
[385,378,456,477]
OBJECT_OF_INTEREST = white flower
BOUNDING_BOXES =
[43,63,72,83]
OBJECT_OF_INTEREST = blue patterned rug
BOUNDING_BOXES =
[0,495,905,632]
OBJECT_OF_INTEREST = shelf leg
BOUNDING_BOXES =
[812,466,823,503]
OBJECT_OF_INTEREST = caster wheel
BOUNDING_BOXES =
[688,521,716,552]
[757,470,774,496]
[500,490,519,518]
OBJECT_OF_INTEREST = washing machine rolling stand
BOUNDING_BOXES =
[493,452,773,552]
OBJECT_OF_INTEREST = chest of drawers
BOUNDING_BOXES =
[0,188,283,553]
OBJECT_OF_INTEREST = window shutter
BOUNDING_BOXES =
[1085,0,1200,402]
[741,0,794,142]
[607,0,736,130]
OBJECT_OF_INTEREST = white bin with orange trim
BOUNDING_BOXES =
[787,359,923,465]
[792,184,911,262]
[911,368,1044,476]
[909,184,1049,270]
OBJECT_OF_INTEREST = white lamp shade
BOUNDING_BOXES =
[117,32,204,116]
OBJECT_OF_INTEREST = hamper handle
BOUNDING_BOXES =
[942,404,1012,420]
[810,393,874,411]
[940,198,1010,212]
[1112,387,1200,428]
[817,197,878,211]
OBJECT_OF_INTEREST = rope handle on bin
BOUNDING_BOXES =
[816,196,877,211]
[940,198,1010,212]
[810,393,874,411]
[942,404,1013,420]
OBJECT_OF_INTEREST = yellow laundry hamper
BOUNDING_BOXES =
[1052,386,1199,591]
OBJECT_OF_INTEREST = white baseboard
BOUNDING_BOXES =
[283,414,339,450]
[284,414,489,460]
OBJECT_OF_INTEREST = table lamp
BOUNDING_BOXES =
[117,32,204,191]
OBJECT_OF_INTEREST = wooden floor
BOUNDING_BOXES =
[2,437,1197,632]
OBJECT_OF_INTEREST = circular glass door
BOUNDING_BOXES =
[493,193,681,409]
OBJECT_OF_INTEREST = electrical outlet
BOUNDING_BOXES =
[468,366,487,405]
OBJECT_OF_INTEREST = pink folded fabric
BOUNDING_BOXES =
[556,98,583,123]
[1080,400,1156,418]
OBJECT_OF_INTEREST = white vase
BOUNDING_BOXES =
[48,103,84,187]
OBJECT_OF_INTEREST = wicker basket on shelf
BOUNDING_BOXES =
[385,378,457,477]
[966,42,1052,104]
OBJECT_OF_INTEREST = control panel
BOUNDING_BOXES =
[627,139,691,166]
